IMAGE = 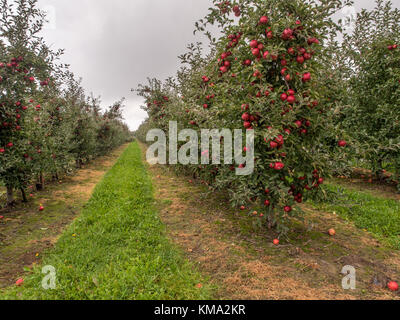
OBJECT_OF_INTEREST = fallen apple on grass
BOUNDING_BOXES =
[388,281,399,292]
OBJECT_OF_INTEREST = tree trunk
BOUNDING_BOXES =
[20,187,27,203]
[76,159,82,168]
[6,186,14,206]
[376,159,385,181]
[36,173,45,191]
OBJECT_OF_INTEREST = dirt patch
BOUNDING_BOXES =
[139,143,400,300]
[0,144,128,288]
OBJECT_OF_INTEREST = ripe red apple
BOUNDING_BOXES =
[243,59,251,66]
[270,141,278,149]
[242,113,250,121]
[39,206,45,212]
[288,47,295,55]
[302,72,311,82]
[264,200,270,206]
[284,206,292,213]
[249,40,258,48]
[388,281,399,292]
[274,162,285,170]
[259,16,268,24]
[15,278,24,286]
[252,48,260,57]
[295,120,302,128]
[328,228,336,236]
[338,140,347,147]
[243,121,252,129]
[240,206,245,211]
[304,52,312,60]
[296,56,305,64]
[273,239,280,245]
[287,95,295,104]
[281,28,293,40]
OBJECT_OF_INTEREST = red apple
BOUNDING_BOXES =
[287,95,295,104]
[259,16,268,24]
[284,206,292,213]
[388,281,399,292]
[274,162,285,170]
[302,72,311,82]
[249,40,258,48]
[296,56,305,64]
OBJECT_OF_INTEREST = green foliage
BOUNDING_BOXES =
[0,0,132,204]
[136,0,352,233]
[338,0,400,185]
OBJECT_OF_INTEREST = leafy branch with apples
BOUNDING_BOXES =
[0,0,132,206]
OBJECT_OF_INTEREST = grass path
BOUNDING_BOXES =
[1,142,211,300]
[139,143,400,300]
[312,182,400,250]
[0,144,128,288]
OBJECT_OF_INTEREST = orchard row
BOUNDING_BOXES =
[135,0,400,233]
[0,0,132,206]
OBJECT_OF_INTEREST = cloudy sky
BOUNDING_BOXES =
[37,0,398,130]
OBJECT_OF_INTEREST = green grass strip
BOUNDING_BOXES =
[1,142,212,300]
[312,183,400,250]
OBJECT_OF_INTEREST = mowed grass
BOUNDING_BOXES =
[1,142,211,300]
[312,183,400,250]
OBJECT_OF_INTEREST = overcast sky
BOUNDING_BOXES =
[37,0,399,130]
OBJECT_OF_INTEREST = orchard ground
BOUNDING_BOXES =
[0,144,128,288]
[0,141,399,299]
